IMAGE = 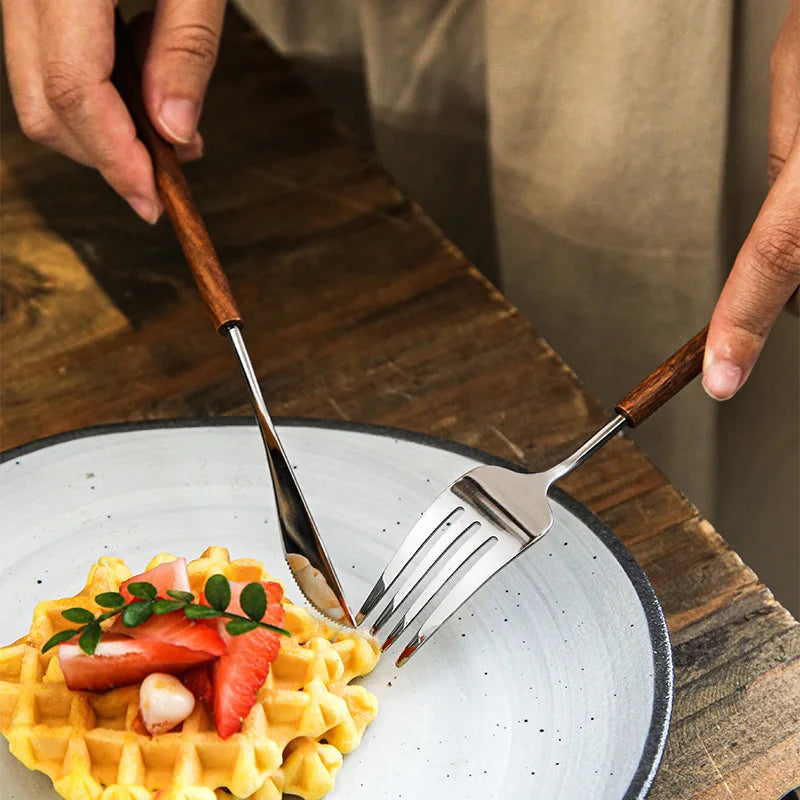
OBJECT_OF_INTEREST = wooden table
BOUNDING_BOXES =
[2,10,799,799]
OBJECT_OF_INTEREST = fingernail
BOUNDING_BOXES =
[158,97,199,143]
[127,195,160,225]
[702,356,743,400]
[176,133,204,162]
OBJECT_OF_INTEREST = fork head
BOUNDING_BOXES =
[356,464,554,666]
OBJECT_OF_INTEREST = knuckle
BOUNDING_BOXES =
[750,224,800,284]
[164,23,219,70]
[727,316,767,345]
[42,61,88,114]
[767,153,785,186]
[719,292,772,343]
[16,106,57,144]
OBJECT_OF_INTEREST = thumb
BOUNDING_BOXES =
[140,0,226,144]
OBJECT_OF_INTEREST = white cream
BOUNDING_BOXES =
[139,672,196,735]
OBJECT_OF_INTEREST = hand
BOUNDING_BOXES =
[703,0,800,400]
[1,0,226,224]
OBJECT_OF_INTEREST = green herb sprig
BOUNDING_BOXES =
[42,574,289,655]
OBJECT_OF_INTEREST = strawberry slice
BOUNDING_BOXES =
[59,637,216,692]
[108,610,226,656]
[212,581,286,738]
[183,663,215,706]
[226,580,284,616]
[120,557,191,602]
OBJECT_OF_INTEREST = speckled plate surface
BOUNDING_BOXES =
[1,419,672,799]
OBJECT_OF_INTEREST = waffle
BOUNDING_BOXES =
[0,547,380,800]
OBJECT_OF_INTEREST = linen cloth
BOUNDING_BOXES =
[235,0,799,613]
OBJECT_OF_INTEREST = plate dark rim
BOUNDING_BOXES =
[2,417,673,799]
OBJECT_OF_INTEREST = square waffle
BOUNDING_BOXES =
[0,547,380,800]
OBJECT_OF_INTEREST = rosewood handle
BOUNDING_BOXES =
[615,325,709,427]
[111,14,241,332]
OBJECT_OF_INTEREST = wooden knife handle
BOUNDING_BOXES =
[615,325,708,427]
[111,13,241,332]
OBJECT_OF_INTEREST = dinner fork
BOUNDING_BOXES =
[358,326,708,665]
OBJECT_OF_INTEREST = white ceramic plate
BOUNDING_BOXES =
[1,420,671,799]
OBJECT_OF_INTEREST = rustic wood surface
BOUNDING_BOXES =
[1,10,798,799]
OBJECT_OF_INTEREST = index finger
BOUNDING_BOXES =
[704,139,800,399]
[37,0,162,222]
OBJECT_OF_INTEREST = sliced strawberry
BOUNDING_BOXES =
[225,580,284,616]
[120,558,191,602]
[59,637,216,692]
[263,581,284,608]
[108,610,225,657]
[198,579,284,616]
[212,629,282,738]
[182,663,215,706]
[211,581,286,738]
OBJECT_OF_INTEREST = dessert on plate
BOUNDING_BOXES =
[0,546,380,800]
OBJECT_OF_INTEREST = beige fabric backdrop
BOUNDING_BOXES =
[235,0,799,615]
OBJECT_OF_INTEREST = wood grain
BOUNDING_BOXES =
[616,325,709,427]
[1,9,798,799]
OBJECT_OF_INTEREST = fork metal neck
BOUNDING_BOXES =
[546,414,628,484]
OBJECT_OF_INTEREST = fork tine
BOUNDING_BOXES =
[391,537,525,666]
[379,524,498,651]
[356,503,465,624]
[370,520,482,636]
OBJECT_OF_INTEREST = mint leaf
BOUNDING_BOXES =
[167,589,195,603]
[95,592,126,608]
[153,599,186,615]
[240,582,266,622]
[184,605,220,620]
[79,623,102,655]
[42,629,78,653]
[126,582,157,601]
[226,618,258,635]
[204,574,231,612]
[122,600,154,627]
[61,608,95,624]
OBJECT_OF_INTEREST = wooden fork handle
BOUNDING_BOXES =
[111,13,241,332]
[615,325,709,427]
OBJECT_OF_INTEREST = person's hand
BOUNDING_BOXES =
[703,0,800,400]
[1,0,226,224]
